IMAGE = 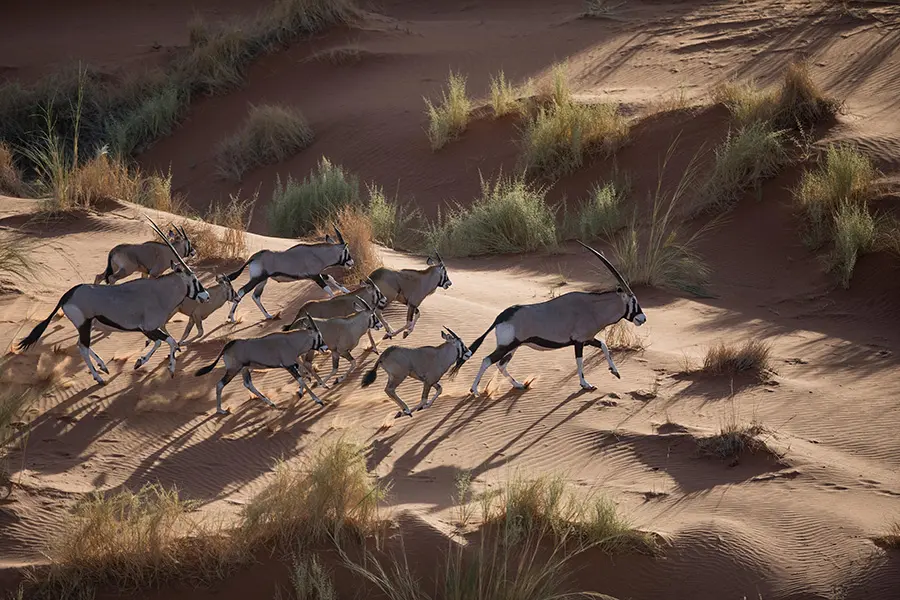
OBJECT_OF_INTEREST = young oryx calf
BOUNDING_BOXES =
[226,226,354,322]
[368,252,451,340]
[463,241,646,395]
[95,224,196,284]
[290,296,384,386]
[194,313,329,415]
[171,274,238,345]
[361,327,472,418]
[282,277,390,353]
[18,218,209,383]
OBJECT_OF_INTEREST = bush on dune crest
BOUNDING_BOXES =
[216,104,314,180]
[424,70,472,150]
[424,172,557,257]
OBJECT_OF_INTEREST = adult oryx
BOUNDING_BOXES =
[17,218,210,384]
[94,224,196,285]
[226,227,354,322]
[463,241,645,395]
[367,252,451,340]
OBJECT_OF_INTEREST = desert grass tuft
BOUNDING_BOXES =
[0,142,26,196]
[489,71,521,118]
[479,473,658,554]
[701,339,772,378]
[424,172,557,257]
[794,143,878,249]
[697,420,767,460]
[239,438,387,548]
[216,104,313,180]
[268,157,362,238]
[829,200,878,289]
[696,121,787,213]
[424,71,472,150]
[712,80,780,128]
[366,184,420,250]
[610,144,714,294]
[0,231,38,284]
[316,204,382,284]
[274,552,336,600]
[180,190,257,260]
[521,99,628,179]
[572,180,628,241]
[873,520,900,549]
[38,483,245,597]
[603,320,645,353]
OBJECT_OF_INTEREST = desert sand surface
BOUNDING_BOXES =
[1,1,900,599]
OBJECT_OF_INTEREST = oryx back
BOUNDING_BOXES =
[506,292,627,346]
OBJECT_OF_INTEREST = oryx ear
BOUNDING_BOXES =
[616,285,624,294]
[441,330,451,340]
[353,301,365,312]
[325,234,335,244]
[426,256,437,266]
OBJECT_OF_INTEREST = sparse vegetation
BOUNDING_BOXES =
[874,520,900,549]
[0,142,25,196]
[424,71,472,150]
[696,121,787,213]
[478,473,658,554]
[604,320,645,352]
[489,71,521,117]
[0,231,37,284]
[697,420,767,460]
[702,339,772,378]
[794,143,878,249]
[317,204,383,284]
[216,104,314,180]
[239,438,387,548]
[582,0,626,19]
[830,200,878,288]
[714,60,839,130]
[424,172,557,257]
[39,483,245,598]
[268,157,362,238]
[180,190,257,260]
[521,98,628,179]
[611,146,714,294]
[572,180,628,241]
[274,552,337,600]
[366,184,420,250]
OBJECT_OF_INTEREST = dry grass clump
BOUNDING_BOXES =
[603,320,645,352]
[521,99,628,179]
[425,71,472,150]
[489,70,522,118]
[424,172,557,257]
[571,180,628,241]
[239,438,387,548]
[216,104,314,180]
[696,121,788,213]
[0,230,38,284]
[611,146,714,294]
[873,520,900,549]
[478,473,658,554]
[274,552,337,600]
[366,183,420,250]
[830,201,879,288]
[180,191,257,261]
[701,339,772,379]
[713,61,839,130]
[316,204,383,284]
[344,534,604,600]
[38,483,245,597]
[0,142,25,196]
[697,421,767,460]
[268,156,362,237]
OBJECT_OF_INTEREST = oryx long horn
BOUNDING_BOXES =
[303,310,320,333]
[576,240,633,295]
[333,225,345,244]
[435,249,444,265]
[443,326,461,340]
[356,295,374,312]
[147,216,192,273]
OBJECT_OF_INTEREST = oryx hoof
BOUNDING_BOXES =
[395,410,413,419]
[92,376,106,386]
[512,382,526,390]
[133,359,144,370]
[581,382,597,391]
[98,364,110,375]
[609,368,621,379]
[314,399,325,407]
[402,331,410,339]
[216,408,231,416]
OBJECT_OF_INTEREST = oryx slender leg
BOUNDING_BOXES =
[135,330,164,370]
[470,341,520,395]
[574,342,595,391]
[227,300,240,323]
[320,351,340,384]
[87,347,110,375]
[286,364,323,406]
[178,317,196,346]
[413,383,433,411]
[231,275,269,321]
[385,374,412,418]
[587,338,620,379]
[215,369,239,415]
[242,368,275,408]
[425,381,442,409]
[335,351,357,384]
[400,305,421,339]
[251,280,275,320]
[498,349,525,389]
[298,358,330,391]
[76,320,105,385]
[366,329,381,354]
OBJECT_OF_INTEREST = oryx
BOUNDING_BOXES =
[17,218,210,383]
[194,312,330,415]
[367,252,451,340]
[94,224,196,285]
[361,327,472,418]
[170,273,238,346]
[463,241,645,395]
[226,226,354,322]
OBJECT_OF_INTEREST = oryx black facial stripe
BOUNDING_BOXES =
[625,296,641,321]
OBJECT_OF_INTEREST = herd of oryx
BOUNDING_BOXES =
[17,216,646,418]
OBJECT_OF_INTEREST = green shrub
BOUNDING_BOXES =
[572,180,627,241]
[424,71,472,150]
[829,200,878,288]
[489,70,520,117]
[366,184,419,249]
[268,157,361,237]
[424,172,557,257]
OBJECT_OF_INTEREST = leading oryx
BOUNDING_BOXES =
[18,217,210,384]
[462,241,645,395]
[226,227,354,322]
[94,224,196,285]
[367,252,451,340]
